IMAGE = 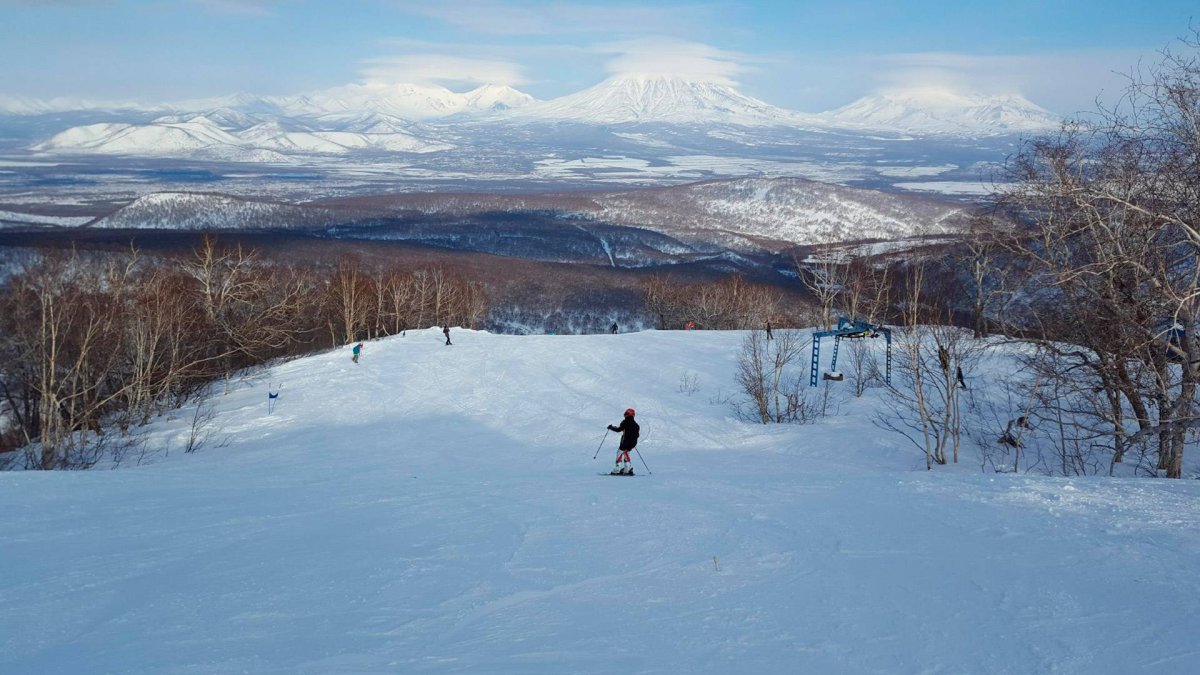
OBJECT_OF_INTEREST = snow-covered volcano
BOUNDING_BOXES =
[509,75,816,126]
[824,87,1060,135]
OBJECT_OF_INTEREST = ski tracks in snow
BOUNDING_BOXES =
[5,329,1200,674]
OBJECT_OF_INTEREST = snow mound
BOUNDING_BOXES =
[91,192,341,230]
[592,176,972,246]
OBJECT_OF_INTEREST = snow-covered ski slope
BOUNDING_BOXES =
[2,329,1199,674]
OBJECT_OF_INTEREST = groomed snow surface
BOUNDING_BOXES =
[2,329,1198,674]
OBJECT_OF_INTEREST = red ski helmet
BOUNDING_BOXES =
[624,408,636,416]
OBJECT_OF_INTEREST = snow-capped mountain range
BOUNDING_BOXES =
[33,112,453,162]
[6,77,1061,163]
[0,94,153,115]
[2,83,535,121]
[824,87,1061,134]
[260,82,535,120]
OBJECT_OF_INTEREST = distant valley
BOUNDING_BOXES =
[0,176,973,265]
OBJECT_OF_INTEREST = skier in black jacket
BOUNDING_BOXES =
[607,408,640,475]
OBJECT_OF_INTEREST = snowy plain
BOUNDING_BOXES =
[2,328,1198,674]
[0,209,95,227]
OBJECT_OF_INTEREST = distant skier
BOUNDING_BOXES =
[443,325,452,346]
[610,323,619,334]
[607,408,640,475]
[351,342,363,364]
[765,321,773,340]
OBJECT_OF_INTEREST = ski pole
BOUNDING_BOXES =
[634,447,652,475]
[592,430,609,460]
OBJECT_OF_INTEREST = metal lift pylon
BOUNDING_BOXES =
[810,316,892,387]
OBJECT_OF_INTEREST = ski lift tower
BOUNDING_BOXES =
[810,316,892,387]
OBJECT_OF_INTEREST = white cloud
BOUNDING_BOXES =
[868,52,1037,95]
[389,0,710,36]
[860,50,1149,114]
[377,37,593,61]
[756,49,1152,114]
[357,37,759,96]
[597,38,752,85]
[360,54,527,87]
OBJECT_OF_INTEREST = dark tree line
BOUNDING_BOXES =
[643,274,814,330]
[0,237,488,468]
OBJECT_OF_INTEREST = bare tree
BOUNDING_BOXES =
[460,280,489,329]
[961,216,1017,338]
[119,265,208,426]
[736,329,819,424]
[645,274,792,331]
[875,262,985,468]
[796,245,843,330]
[4,251,135,468]
[997,33,1200,477]
[382,270,415,335]
[183,237,313,392]
[328,255,372,345]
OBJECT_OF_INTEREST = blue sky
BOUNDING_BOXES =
[0,0,1195,113]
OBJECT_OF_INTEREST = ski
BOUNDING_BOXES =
[599,472,639,477]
